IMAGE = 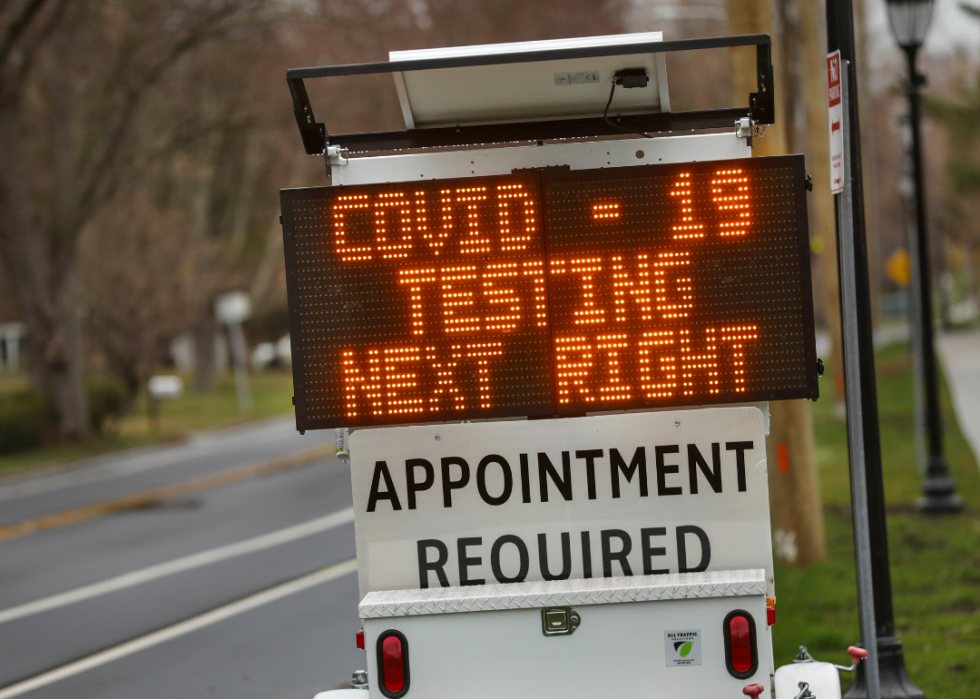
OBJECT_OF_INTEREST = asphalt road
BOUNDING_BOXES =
[0,418,363,699]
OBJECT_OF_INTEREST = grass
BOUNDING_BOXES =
[772,341,980,698]
[0,371,296,479]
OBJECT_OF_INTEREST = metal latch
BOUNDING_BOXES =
[541,607,581,636]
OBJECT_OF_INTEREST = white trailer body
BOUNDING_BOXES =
[346,407,775,699]
[360,570,770,699]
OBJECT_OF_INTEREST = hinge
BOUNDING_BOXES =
[735,117,753,139]
[327,145,349,166]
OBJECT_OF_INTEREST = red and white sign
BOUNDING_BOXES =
[827,51,844,194]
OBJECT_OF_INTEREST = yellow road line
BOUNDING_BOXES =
[0,443,335,544]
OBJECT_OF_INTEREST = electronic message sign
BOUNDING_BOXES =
[281,155,816,431]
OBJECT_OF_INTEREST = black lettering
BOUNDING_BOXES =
[656,445,682,496]
[640,527,669,575]
[490,535,529,583]
[581,531,593,578]
[726,441,753,492]
[601,529,633,577]
[406,458,434,509]
[367,461,402,512]
[538,451,572,502]
[440,457,469,508]
[520,453,531,504]
[458,537,485,585]
[417,539,449,588]
[677,525,711,573]
[477,454,513,506]
[610,447,648,497]
[688,443,722,494]
[576,449,603,500]
[537,532,572,581]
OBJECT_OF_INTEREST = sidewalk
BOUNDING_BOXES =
[937,327,980,470]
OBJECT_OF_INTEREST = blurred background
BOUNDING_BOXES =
[0,0,978,456]
[0,1,978,698]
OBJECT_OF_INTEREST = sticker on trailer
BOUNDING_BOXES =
[665,629,702,666]
[349,407,774,598]
[828,51,844,194]
[280,156,816,432]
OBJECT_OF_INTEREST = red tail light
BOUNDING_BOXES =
[382,637,404,692]
[729,616,752,672]
[724,610,758,679]
[377,630,410,697]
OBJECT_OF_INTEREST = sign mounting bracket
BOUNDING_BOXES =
[285,33,776,156]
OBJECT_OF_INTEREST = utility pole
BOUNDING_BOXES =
[800,0,847,417]
[727,0,826,566]
[827,1,925,697]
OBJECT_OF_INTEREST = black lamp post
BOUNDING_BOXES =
[884,0,963,514]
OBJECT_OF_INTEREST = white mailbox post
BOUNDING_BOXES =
[215,291,253,414]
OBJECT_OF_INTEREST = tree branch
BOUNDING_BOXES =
[959,3,980,20]
[0,0,51,67]
[72,3,258,243]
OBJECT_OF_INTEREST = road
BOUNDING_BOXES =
[938,328,980,469]
[0,418,363,699]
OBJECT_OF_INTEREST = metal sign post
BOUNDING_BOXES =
[833,63,880,699]
[826,1,925,694]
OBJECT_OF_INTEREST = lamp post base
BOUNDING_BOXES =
[918,456,964,514]
[844,636,925,699]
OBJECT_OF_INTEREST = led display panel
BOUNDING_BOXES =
[281,155,817,431]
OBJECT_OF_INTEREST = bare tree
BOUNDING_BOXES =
[0,0,268,438]
[3,0,627,438]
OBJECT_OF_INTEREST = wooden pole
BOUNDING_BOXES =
[727,0,826,565]
[800,0,847,415]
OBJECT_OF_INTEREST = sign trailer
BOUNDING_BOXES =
[280,31,841,699]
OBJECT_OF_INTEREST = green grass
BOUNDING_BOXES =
[772,342,980,697]
[0,371,296,479]
[0,374,30,395]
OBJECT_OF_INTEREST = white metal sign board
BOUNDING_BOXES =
[828,50,844,194]
[349,407,773,599]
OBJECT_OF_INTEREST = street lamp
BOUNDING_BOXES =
[884,0,963,513]
[885,0,935,48]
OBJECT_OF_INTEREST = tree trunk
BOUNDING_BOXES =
[726,0,825,565]
[0,111,90,439]
[854,0,882,327]
[766,396,826,564]
[800,0,846,412]
[194,304,217,392]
